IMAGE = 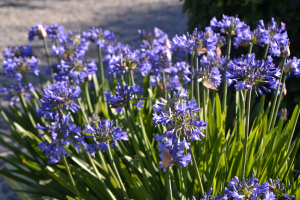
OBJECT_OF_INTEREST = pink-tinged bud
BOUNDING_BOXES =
[197,47,208,55]
[165,39,171,48]
[162,148,173,169]
[165,48,172,61]
[283,83,287,96]
[216,47,222,56]
[38,25,47,38]
[283,42,290,58]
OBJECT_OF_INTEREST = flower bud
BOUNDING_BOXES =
[216,47,222,56]
[283,42,290,58]
[283,83,287,96]
[162,148,173,169]
[197,47,208,54]
[38,25,47,38]
[284,61,292,73]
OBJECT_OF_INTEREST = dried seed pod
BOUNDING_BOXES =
[203,80,218,91]
[38,25,47,38]
[162,148,173,169]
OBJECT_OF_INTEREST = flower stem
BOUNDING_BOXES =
[248,44,253,54]
[166,168,173,200]
[55,39,61,64]
[268,57,287,131]
[130,70,135,86]
[190,147,204,198]
[84,81,94,114]
[107,146,130,200]
[222,33,231,113]
[195,53,200,109]
[242,87,252,179]
[61,154,82,200]
[43,37,53,81]
[162,71,167,99]
[270,72,287,130]
[97,46,107,111]
[263,44,270,60]
[191,52,195,99]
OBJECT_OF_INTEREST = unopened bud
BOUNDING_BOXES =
[283,42,290,58]
[283,83,287,96]
[205,30,211,38]
[165,39,171,48]
[165,48,172,61]
[162,148,173,169]
[197,47,208,55]
[216,47,222,56]
[284,61,292,73]
[38,25,47,38]
[239,42,250,47]
[278,108,287,121]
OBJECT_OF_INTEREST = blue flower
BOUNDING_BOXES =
[36,81,81,119]
[226,54,281,95]
[234,27,268,48]
[268,31,290,57]
[3,56,39,80]
[105,83,146,113]
[192,188,228,200]
[0,81,34,106]
[84,119,128,156]
[268,178,294,199]
[133,29,152,42]
[36,114,85,164]
[2,45,32,59]
[210,15,248,35]
[46,23,66,42]
[155,134,192,172]
[283,57,300,77]
[83,27,115,48]
[28,22,47,41]
[153,92,207,142]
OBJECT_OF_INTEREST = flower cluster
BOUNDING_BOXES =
[226,54,281,94]
[36,114,85,164]
[36,81,81,119]
[2,45,32,59]
[83,27,115,48]
[0,82,34,106]
[84,118,128,156]
[153,91,207,171]
[54,53,97,84]
[210,15,247,35]
[105,83,145,113]
[192,188,227,200]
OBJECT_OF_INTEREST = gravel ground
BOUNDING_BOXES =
[0,0,188,199]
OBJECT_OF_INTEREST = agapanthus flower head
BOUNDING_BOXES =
[105,83,146,113]
[283,56,300,77]
[46,23,66,42]
[224,175,270,200]
[2,45,33,59]
[107,49,144,75]
[28,22,47,41]
[268,31,290,57]
[138,45,172,76]
[134,29,152,42]
[210,15,248,35]
[226,54,281,95]
[234,27,268,48]
[154,131,191,172]
[172,27,218,55]
[83,27,115,48]
[258,18,286,37]
[200,51,226,70]
[268,178,294,199]
[54,53,97,84]
[3,56,39,80]
[54,30,90,59]
[36,81,81,119]
[84,119,128,156]
[164,61,190,77]
[36,114,85,164]
[192,188,228,200]
[0,81,34,106]
[153,92,207,142]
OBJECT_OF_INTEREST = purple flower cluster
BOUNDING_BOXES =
[226,54,281,95]
[36,81,81,119]
[172,27,218,55]
[83,27,115,48]
[53,53,97,84]
[84,118,128,156]
[46,23,66,42]
[192,188,228,200]
[2,45,32,59]
[0,82,34,106]
[2,56,39,80]
[36,114,85,164]
[283,57,300,77]
[153,91,207,171]
[105,83,146,113]
[28,22,47,41]
[210,15,248,35]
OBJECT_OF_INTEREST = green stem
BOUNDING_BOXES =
[43,37,53,81]
[162,71,167,99]
[270,73,287,130]
[190,147,204,198]
[97,46,107,111]
[242,87,252,179]
[263,44,270,60]
[62,154,82,200]
[107,146,130,200]
[268,57,287,131]
[166,168,173,200]
[222,33,231,113]
[248,44,253,54]
[84,81,94,114]
[195,53,200,110]
[130,70,135,86]
[191,52,195,99]
[19,94,36,128]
